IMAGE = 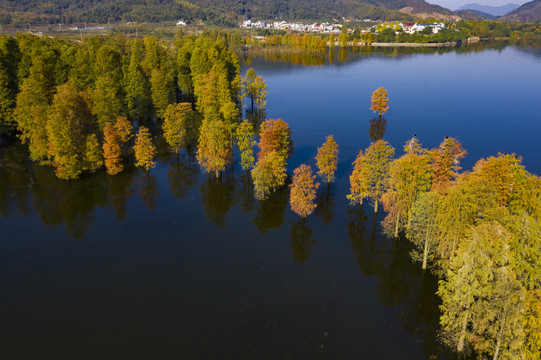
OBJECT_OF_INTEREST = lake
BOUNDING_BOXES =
[1,43,540,359]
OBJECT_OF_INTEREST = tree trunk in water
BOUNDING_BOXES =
[374,199,378,214]
[457,311,469,352]
[394,211,400,238]
[422,227,430,270]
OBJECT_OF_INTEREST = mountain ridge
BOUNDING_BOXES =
[455,3,519,16]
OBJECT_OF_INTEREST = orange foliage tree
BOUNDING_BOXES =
[103,123,123,175]
[430,136,467,195]
[370,87,389,117]
[290,164,319,218]
[257,118,294,160]
[315,135,339,184]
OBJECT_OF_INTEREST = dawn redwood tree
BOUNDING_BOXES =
[162,102,193,156]
[236,119,256,171]
[381,136,433,237]
[370,87,389,117]
[290,164,319,218]
[363,140,395,213]
[103,123,123,175]
[347,149,370,206]
[46,79,97,180]
[197,119,232,177]
[251,151,287,200]
[257,118,294,161]
[406,191,440,270]
[430,136,467,195]
[315,135,339,184]
[134,126,157,172]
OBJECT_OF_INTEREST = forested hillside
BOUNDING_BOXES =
[501,0,541,22]
[0,0,456,26]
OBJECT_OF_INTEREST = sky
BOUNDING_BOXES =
[426,0,530,11]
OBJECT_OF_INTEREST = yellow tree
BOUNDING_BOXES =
[197,119,233,177]
[370,87,389,117]
[363,140,395,213]
[162,102,193,156]
[315,135,339,184]
[134,126,157,172]
[381,136,433,237]
[290,164,319,218]
[347,149,370,206]
[251,151,287,200]
[236,119,256,171]
[429,136,467,195]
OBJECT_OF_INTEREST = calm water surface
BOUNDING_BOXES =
[1,44,540,359]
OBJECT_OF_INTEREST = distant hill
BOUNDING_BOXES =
[500,0,541,21]
[0,0,458,26]
[455,3,519,16]
[455,9,495,19]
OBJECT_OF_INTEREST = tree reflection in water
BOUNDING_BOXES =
[138,173,159,210]
[315,184,335,225]
[199,174,235,227]
[369,117,387,142]
[253,186,288,234]
[167,159,197,200]
[290,218,316,263]
[107,171,135,221]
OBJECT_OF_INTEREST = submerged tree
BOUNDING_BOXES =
[257,118,294,160]
[290,164,319,218]
[197,119,233,177]
[370,87,389,117]
[430,136,467,195]
[236,119,256,171]
[103,123,123,175]
[362,140,395,213]
[407,191,440,270]
[162,102,193,156]
[251,151,287,200]
[381,136,433,237]
[315,135,339,184]
[347,149,370,206]
[134,126,157,172]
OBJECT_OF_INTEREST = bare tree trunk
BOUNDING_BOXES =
[394,211,400,238]
[374,199,378,214]
[458,311,469,352]
[422,226,430,270]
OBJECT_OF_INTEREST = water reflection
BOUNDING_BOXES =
[138,173,159,210]
[107,171,135,221]
[369,117,387,141]
[236,172,255,213]
[167,159,197,199]
[199,174,235,227]
[290,218,316,263]
[32,164,107,238]
[253,186,288,234]
[315,184,335,225]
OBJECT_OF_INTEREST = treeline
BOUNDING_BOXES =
[342,134,541,360]
[456,20,541,40]
[0,0,413,26]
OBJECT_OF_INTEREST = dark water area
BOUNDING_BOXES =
[1,44,540,359]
